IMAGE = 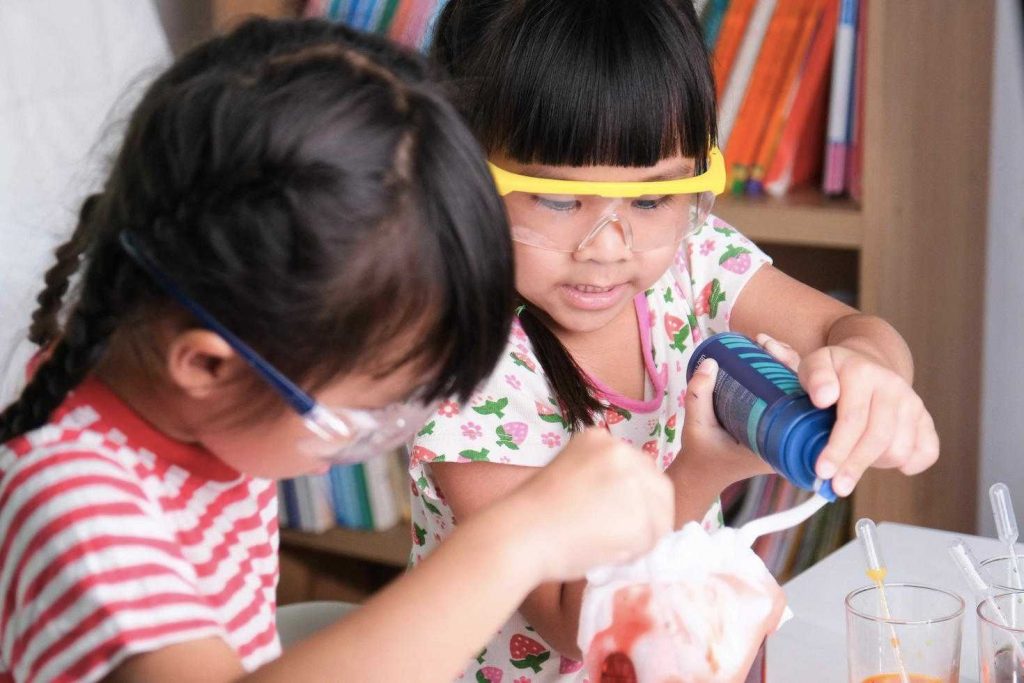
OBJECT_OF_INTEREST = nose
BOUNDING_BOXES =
[574,214,633,262]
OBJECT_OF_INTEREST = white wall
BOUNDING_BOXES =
[979,0,1024,535]
[0,1,170,404]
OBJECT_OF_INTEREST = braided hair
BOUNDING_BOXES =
[0,19,514,443]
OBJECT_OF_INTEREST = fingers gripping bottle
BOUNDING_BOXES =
[685,332,837,501]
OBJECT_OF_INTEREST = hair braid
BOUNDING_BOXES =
[0,245,128,442]
[28,194,102,347]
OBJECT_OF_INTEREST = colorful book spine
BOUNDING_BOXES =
[364,453,401,530]
[763,0,839,196]
[846,0,868,202]
[375,0,402,33]
[351,463,375,528]
[822,0,859,195]
[718,0,779,149]
[703,0,733,50]
[388,448,413,522]
[312,474,336,532]
[713,0,757,101]
[746,0,828,195]
[330,463,367,529]
[726,0,810,193]
[277,482,291,528]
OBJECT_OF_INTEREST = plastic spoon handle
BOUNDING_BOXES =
[738,493,828,547]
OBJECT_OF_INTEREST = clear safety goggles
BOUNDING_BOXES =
[489,147,726,253]
[120,231,438,465]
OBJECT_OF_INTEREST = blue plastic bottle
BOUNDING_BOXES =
[685,332,837,500]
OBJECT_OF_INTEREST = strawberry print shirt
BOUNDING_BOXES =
[408,216,770,682]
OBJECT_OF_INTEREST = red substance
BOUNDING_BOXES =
[601,652,638,683]
[588,585,655,683]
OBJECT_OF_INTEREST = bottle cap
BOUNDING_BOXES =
[760,395,837,501]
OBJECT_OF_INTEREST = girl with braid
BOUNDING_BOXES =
[0,19,673,683]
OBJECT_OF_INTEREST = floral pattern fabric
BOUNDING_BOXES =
[408,216,771,682]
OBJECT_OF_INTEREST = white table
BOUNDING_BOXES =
[766,522,1023,682]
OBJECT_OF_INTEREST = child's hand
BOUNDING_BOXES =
[514,428,674,581]
[672,358,775,490]
[757,334,940,497]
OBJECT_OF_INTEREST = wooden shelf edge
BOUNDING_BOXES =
[714,191,864,250]
[281,524,411,568]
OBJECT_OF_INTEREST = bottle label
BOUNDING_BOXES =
[694,334,806,455]
[713,369,767,454]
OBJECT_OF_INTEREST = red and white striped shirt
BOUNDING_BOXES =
[0,377,280,683]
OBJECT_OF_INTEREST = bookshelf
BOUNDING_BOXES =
[715,191,863,249]
[280,524,410,567]
[211,1,994,583]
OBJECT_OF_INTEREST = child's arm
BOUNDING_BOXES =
[665,358,776,524]
[428,431,726,662]
[104,430,672,683]
[730,265,939,497]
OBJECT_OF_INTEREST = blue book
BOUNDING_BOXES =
[703,0,732,50]
[281,479,300,529]
[329,464,367,528]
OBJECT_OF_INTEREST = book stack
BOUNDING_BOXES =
[278,448,411,534]
[723,475,851,581]
[304,0,449,50]
[702,0,867,199]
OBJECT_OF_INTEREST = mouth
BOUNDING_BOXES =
[559,282,630,311]
[569,284,619,294]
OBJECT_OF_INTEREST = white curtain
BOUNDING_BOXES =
[0,1,171,404]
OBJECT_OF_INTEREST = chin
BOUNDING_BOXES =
[549,304,630,335]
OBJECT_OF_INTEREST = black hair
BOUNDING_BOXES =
[431,0,717,429]
[0,18,514,443]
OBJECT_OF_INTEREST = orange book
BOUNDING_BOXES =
[724,0,812,191]
[386,0,414,44]
[763,0,839,196]
[747,0,829,193]
[713,0,758,100]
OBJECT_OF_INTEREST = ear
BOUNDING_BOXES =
[165,330,242,399]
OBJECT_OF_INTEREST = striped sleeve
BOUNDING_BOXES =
[0,445,225,683]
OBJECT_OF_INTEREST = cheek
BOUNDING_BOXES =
[635,249,677,288]
[513,244,564,293]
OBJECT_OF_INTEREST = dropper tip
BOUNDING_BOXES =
[856,518,886,575]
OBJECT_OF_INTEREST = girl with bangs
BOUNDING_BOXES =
[409,1,940,679]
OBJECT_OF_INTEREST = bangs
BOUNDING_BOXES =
[439,0,717,169]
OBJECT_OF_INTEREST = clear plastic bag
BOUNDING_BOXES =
[578,522,789,683]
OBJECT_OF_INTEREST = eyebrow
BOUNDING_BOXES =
[518,164,697,182]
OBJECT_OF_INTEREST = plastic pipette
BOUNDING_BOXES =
[990,483,1024,592]
[949,537,1024,664]
[856,519,910,683]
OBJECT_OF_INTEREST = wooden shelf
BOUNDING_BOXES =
[714,189,863,250]
[281,524,411,568]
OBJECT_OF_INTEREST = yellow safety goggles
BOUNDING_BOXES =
[488,148,726,253]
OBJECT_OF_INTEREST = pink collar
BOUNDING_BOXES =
[584,293,667,414]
